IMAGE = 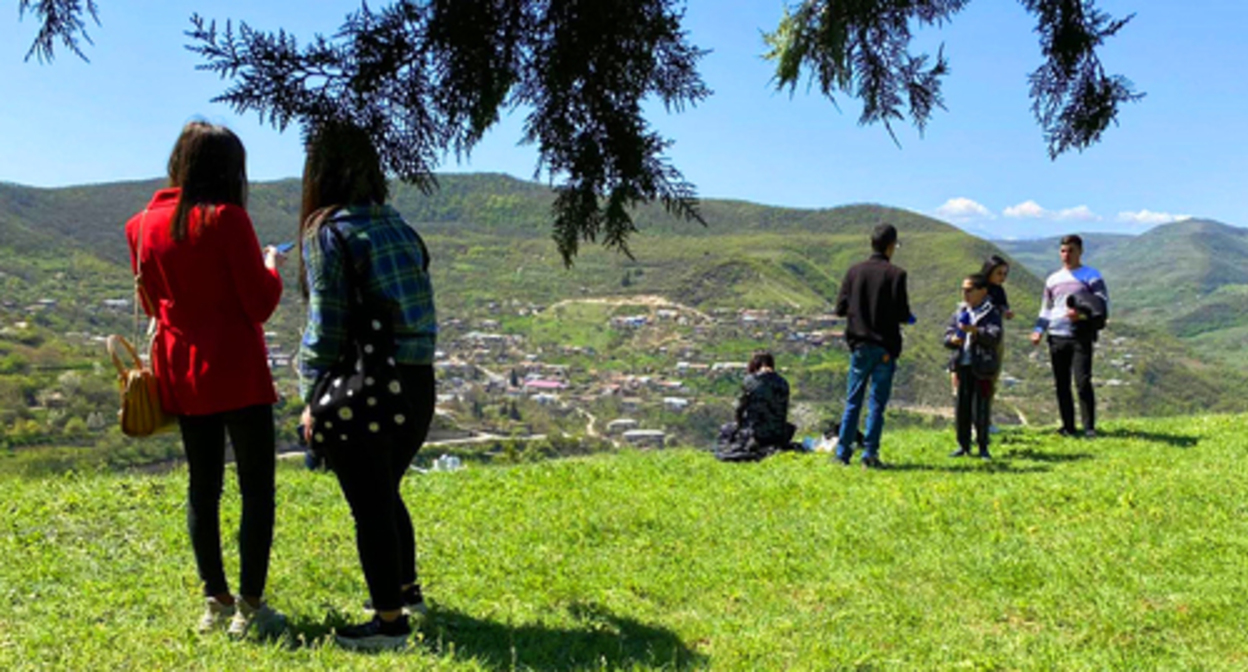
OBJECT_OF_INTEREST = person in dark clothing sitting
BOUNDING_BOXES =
[715,351,795,462]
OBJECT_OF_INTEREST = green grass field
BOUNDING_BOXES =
[3,415,1248,670]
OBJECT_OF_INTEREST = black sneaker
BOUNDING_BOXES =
[1056,428,1078,438]
[402,584,428,616]
[977,449,992,460]
[949,448,970,458]
[831,454,852,467]
[364,584,428,616]
[861,456,888,470]
[334,614,411,652]
[1084,429,1097,439]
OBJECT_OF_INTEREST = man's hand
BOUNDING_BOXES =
[1066,308,1081,321]
[1030,331,1043,346]
[962,324,979,335]
[949,337,964,348]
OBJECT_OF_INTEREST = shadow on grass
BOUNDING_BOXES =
[880,461,1051,475]
[1097,428,1200,449]
[280,602,704,668]
[1004,448,1095,464]
[278,608,346,649]
[421,602,703,670]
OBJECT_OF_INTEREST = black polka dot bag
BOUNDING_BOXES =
[308,226,415,450]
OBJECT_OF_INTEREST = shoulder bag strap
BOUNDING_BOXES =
[132,210,158,351]
[323,219,363,300]
[322,217,374,349]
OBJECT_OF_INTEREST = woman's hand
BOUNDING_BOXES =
[264,245,288,270]
[300,406,314,444]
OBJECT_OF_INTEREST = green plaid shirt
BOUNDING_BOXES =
[298,205,437,402]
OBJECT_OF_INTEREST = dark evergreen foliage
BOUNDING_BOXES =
[17,0,100,62]
[185,0,711,264]
[765,0,1143,157]
[20,0,1143,258]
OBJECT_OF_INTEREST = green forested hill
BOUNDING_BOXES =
[995,232,1133,279]
[2,176,1244,463]
[1096,219,1248,309]
[998,220,1248,371]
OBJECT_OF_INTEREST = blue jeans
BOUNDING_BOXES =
[837,345,896,461]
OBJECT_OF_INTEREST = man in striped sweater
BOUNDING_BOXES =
[1029,234,1110,438]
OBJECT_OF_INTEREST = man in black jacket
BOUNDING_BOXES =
[833,224,912,469]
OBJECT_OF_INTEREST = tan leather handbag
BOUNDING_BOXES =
[108,210,174,437]
[108,334,173,437]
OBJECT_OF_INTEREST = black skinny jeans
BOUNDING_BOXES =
[955,365,993,453]
[325,365,435,612]
[1048,335,1096,433]
[178,403,276,599]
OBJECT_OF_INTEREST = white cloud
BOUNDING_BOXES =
[1003,200,1048,219]
[935,197,994,222]
[1055,205,1101,222]
[1116,210,1191,226]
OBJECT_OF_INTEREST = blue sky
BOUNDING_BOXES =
[1,1,1245,239]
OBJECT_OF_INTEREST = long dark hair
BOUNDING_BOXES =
[297,120,389,298]
[981,254,1009,282]
[167,121,248,241]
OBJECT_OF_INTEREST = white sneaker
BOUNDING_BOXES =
[197,597,236,634]
[228,599,287,639]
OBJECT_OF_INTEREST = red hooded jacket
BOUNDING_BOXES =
[124,188,282,416]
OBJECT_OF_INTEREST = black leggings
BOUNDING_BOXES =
[1048,335,1096,433]
[326,365,435,612]
[178,404,276,599]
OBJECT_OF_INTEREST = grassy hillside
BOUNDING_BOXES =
[3,415,1248,669]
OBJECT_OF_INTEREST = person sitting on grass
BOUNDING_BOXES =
[943,273,1003,460]
[715,351,795,462]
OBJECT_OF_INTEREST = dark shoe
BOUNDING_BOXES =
[949,448,970,458]
[861,456,888,470]
[364,584,428,617]
[978,449,992,460]
[1056,428,1077,438]
[334,614,411,652]
[1084,429,1097,439]
[831,453,852,467]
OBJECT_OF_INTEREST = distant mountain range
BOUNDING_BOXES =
[997,219,1248,372]
[2,175,1245,425]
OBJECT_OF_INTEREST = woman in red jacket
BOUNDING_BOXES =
[124,121,286,638]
